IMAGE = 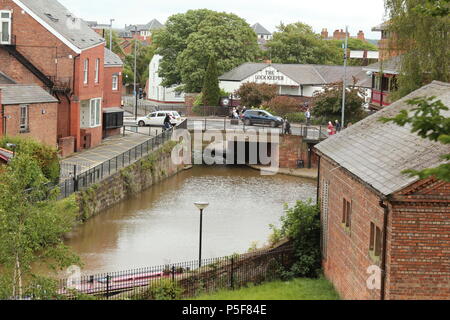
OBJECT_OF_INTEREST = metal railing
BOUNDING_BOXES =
[58,246,294,300]
[58,128,174,199]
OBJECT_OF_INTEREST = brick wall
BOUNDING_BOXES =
[3,102,58,147]
[103,66,123,108]
[58,136,75,158]
[386,178,450,300]
[319,156,385,300]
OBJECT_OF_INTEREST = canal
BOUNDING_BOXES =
[65,166,317,274]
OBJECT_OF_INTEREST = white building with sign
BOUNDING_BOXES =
[146,54,185,105]
[219,63,371,98]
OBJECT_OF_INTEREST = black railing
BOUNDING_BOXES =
[58,128,174,198]
[58,246,294,300]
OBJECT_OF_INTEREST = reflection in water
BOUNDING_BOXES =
[65,166,316,274]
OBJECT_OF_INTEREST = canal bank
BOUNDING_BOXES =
[64,165,317,274]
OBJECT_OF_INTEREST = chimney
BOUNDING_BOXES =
[357,30,365,40]
[321,28,328,38]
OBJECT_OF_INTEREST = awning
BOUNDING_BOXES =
[103,107,124,113]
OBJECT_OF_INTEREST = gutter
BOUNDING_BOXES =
[379,198,390,300]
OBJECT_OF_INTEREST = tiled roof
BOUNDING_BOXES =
[363,55,402,74]
[104,48,123,67]
[18,0,105,51]
[0,84,59,105]
[252,23,271,35]
[219,63,371,87]
[315,81,450,196]
[125,19,164,32]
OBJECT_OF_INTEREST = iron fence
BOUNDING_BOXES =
[59,246,294,300]
[58,128,174,199]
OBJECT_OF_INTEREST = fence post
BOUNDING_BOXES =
[230,257,235,290]
[73,165,78,192]
[172,266,176,282]
[106,274,110,299]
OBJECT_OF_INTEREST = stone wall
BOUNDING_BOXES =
[77,142,184,221]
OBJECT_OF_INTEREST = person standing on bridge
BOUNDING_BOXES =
[283,118,292,135]
[305,108,311,126]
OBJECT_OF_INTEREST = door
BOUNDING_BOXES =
[0,11,11,44]
[147,113,158,126]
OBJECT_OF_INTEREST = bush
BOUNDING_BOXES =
[146,279,182,300]
[0,136,60,183]
[270,200,321,278]
[236,83,278,107]
[265,96,301,117]
[285,112,306,123]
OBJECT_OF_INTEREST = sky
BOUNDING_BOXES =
[58,0,387,39]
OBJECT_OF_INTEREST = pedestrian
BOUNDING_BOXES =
[305,108,311,126]
[283,118,292,135]
[334,120,341,132]
[233,108,239,119]
[163,113,172,130]
[327,121,336,136]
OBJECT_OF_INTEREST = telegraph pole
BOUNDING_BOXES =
[109,19,115,50]
[134,26,138,120]
[341,26,349,128]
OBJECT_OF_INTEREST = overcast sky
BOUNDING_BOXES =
[58,0,387,39]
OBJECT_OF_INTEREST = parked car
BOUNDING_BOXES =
[241,110,284,128]
[137,111,182,127]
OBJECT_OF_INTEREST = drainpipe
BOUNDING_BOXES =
[316,155,321,206]
[379,199,389,300]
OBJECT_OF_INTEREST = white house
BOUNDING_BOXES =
[147,54,185,104]
[219,63,372,99]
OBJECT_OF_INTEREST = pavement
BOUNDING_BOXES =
[247,164,318,180]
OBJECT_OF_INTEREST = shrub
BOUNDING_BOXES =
[0,136,60,183]
[146,279,182,300]
[285,112,306,123]
[265,96,301,116]
[236,83,278,107]
[201,57,221,106]
[270,200,321,278]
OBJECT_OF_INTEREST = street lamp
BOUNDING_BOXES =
[194,202,209,268]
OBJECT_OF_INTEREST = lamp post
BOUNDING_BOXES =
[194,202,209,268]
[109,19,115,50]
[341,25,349,128]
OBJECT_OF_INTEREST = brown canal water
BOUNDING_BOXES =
[64,166,317,275]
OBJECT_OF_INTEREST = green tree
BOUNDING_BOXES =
[312,82,367,125]
[123,40,155,88]
[201,56,221,106]
[269,200,321,278]
[385,0,450,99]
[236,83,278,107]
[0,153,79,299]
[108,30,126,57]
[328,38,379,66]
[154,9,259,92]
[381,97,450,182]
[267,22,342,65]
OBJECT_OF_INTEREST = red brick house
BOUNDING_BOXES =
[0,0,123,156]
[315,81,450,300]
[103,48,123,138]
[0,83,58,146]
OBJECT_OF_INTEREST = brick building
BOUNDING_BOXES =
[0,84,58,146]
[0,0,123,156]
[315,81,450,300]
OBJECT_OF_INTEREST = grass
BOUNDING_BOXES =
[192,277,340,300]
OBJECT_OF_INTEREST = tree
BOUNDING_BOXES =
[123,40,155,88]
[0,153,79,299]
[381,97,450,182]
[153,9,259,92]
[236,83,278,107]
[385,0,450,99]
[312,81,367,125]
[265,96,301,117]
[201,56,221,106]
[108,30,126,57]
[267,22,342,65]
[328,38,379,66]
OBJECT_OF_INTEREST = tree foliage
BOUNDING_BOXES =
[312,82,367,125]
[236,83,278,107]
[385,0,450,99]
[108,30,126,57]
[0,153,79,299]
[381,96,450,182]
[267,22,342,65]
[269,200,321,278]
[201,57,221,106]
[265,96,301,117]
[123,40,155,88]
[153,9,259,93]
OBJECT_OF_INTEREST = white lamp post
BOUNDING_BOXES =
[194,202,209,267]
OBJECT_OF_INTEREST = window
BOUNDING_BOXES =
[84,59,89,84]
[342,198,352,229]
[80,98,101,128]
[90,98,101,127]
[0,11,11,44]
[95,58,100,83]
[112,75,119,91]
[370,222,382,258]
[19,105,29,132]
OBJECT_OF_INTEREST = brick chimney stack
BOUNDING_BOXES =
[357,30,365,40]
[321,28,329,38]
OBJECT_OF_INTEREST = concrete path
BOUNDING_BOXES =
[247,164,318,180]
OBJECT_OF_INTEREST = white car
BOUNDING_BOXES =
[137,111,182,127]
